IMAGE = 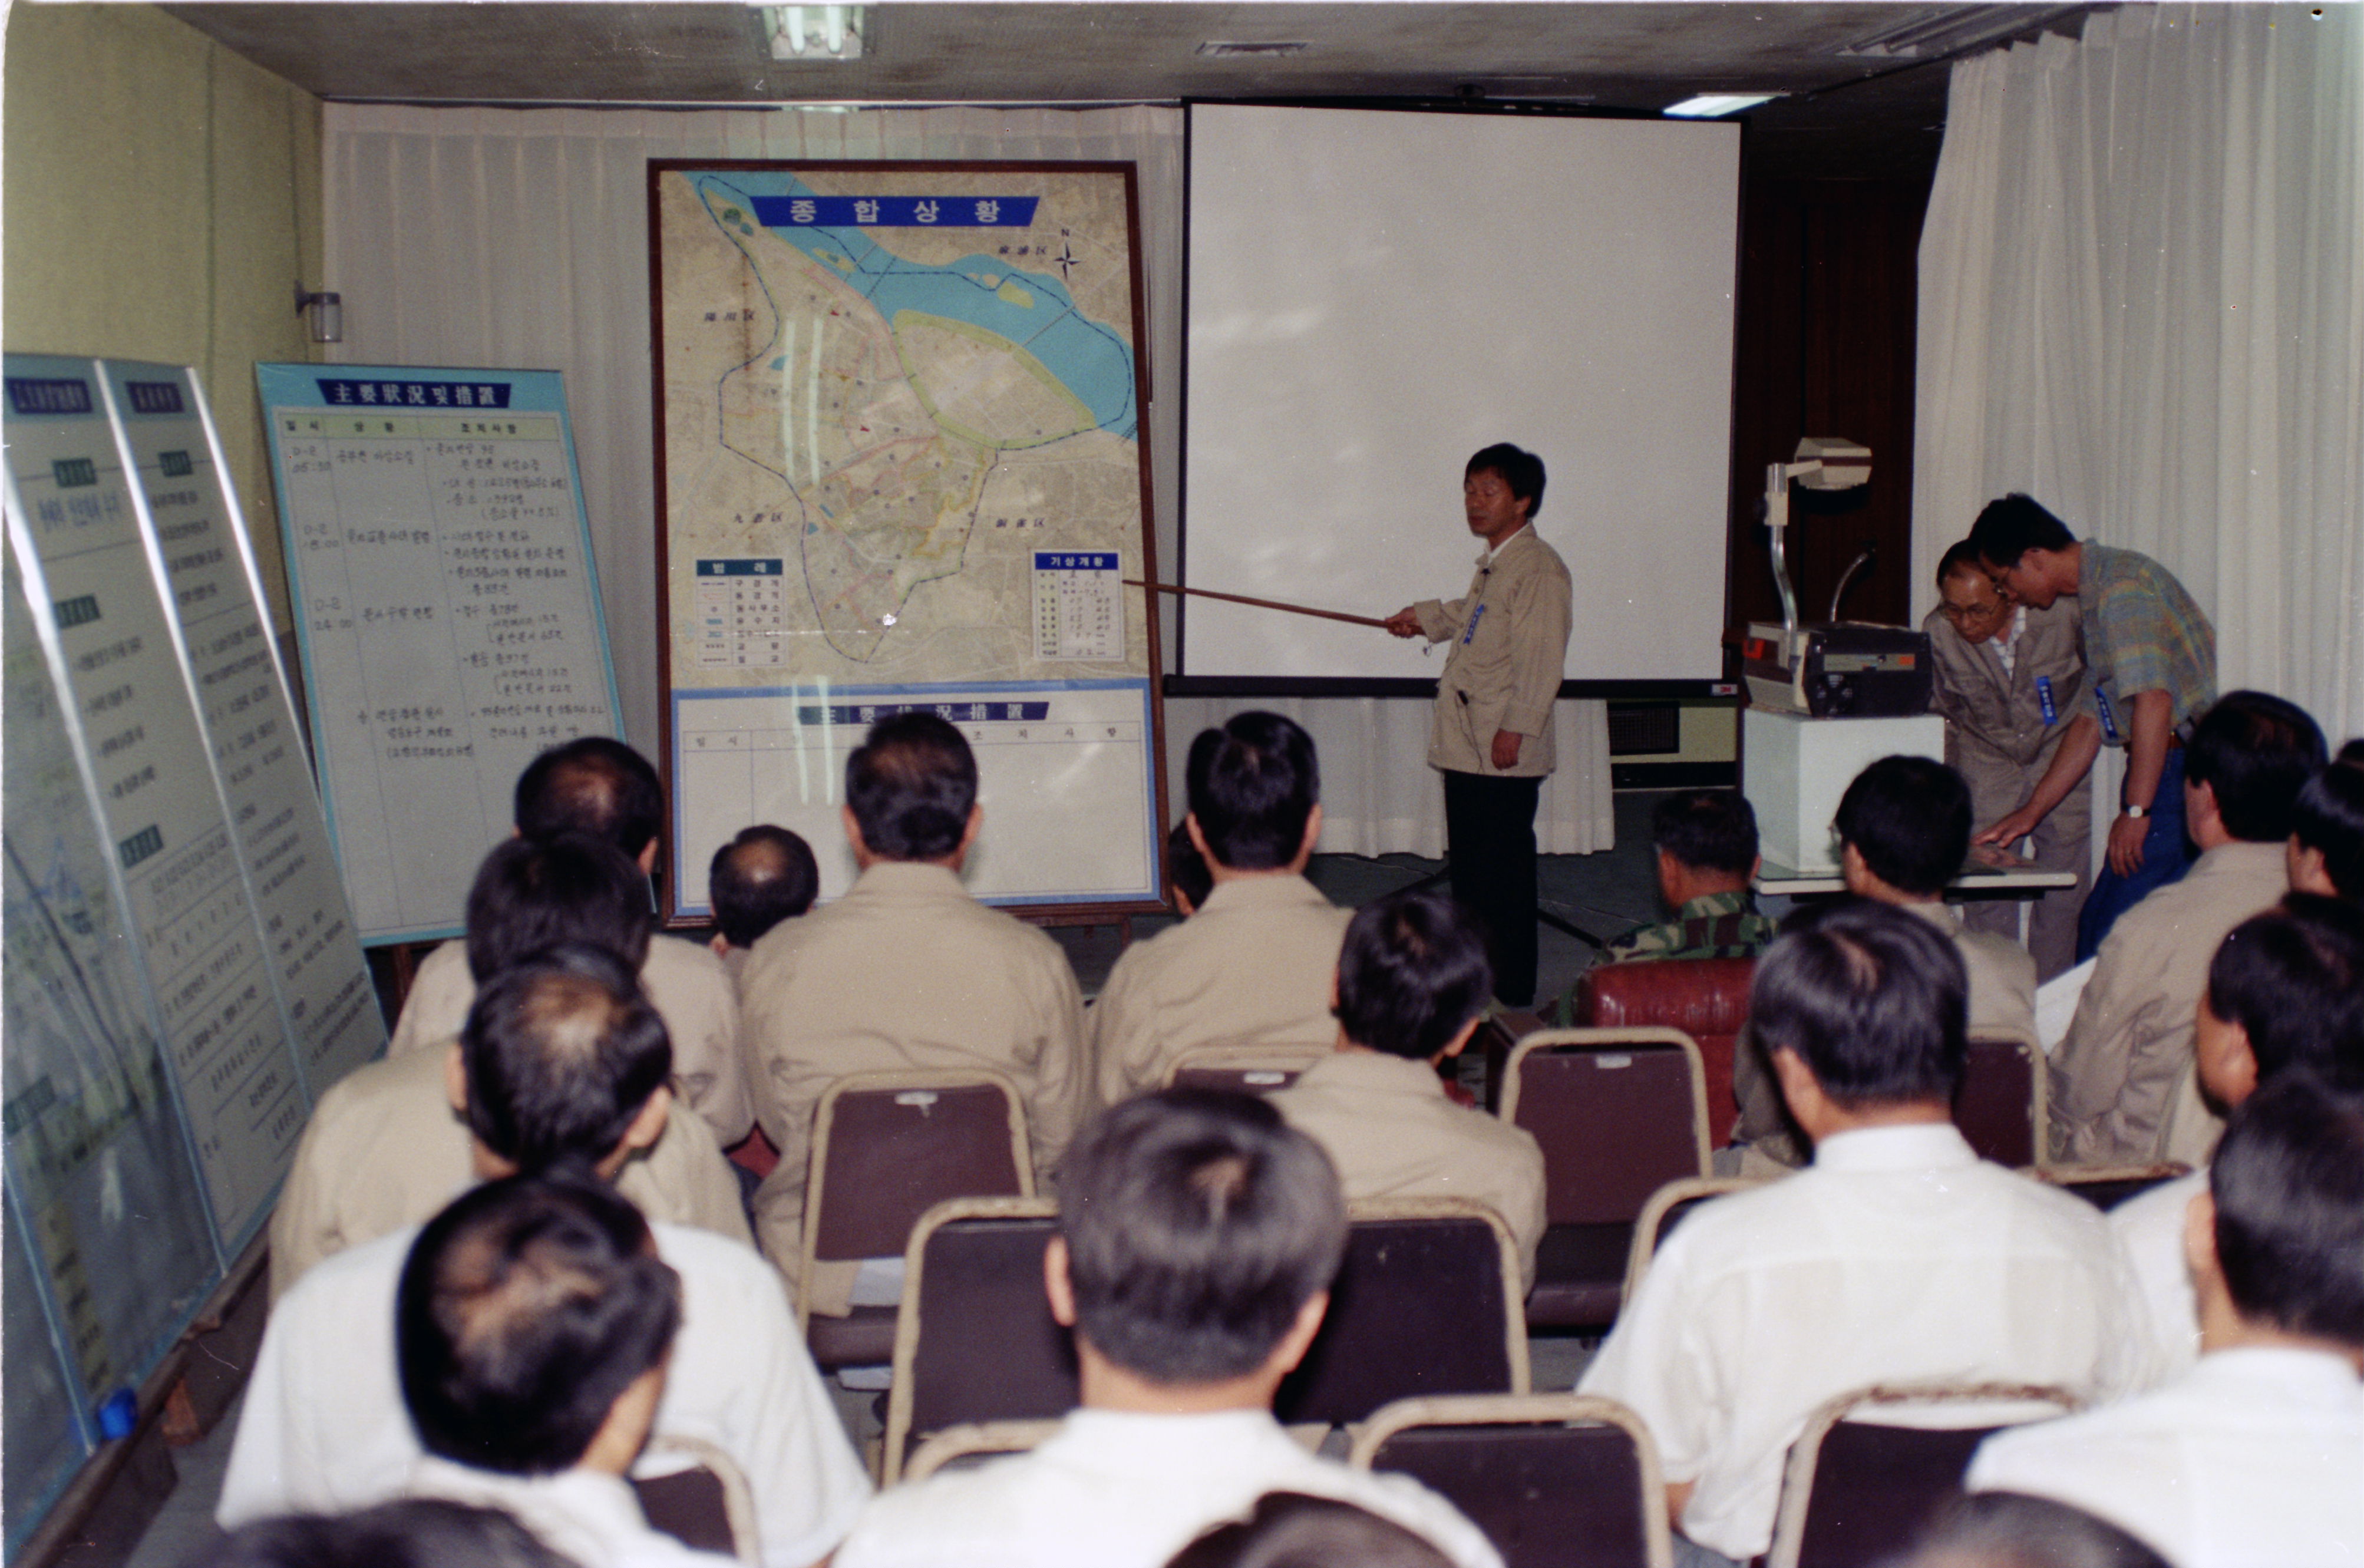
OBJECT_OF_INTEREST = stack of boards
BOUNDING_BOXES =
[1,355,385,1550]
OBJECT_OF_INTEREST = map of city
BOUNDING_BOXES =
[655,164,1154,685]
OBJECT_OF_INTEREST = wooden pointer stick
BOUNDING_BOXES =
[1124,578,1388,629]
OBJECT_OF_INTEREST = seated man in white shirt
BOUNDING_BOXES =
[1580,902,2137,1568]
[1969,1074,2364,1568]
[269,835,748,1299]
[2108,894,2364,1384]
[1270,890,1547,1292]
[391,1171,735,1568]
[1092,712,1353,1105]
[221,946,870,1568]
[831,1090,1502,1568]
[389,736,751,1149]
[707,824,818,986]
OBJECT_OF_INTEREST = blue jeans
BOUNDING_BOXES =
[2075,743,2193,962]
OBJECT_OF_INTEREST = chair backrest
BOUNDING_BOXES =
[1274,1199,1528,1428]
[900,1419,1062,1483]
[800,1071,1032,1329]
[1501,1029,1710,1226]
[1765,1384,2082,1568]
[1163,1042,1329,1095]
[1620,1176,1771,1309]
[2029,1161,2192,1212]
[1574,958,1756,1146]
[882,1197,1075,1484]
[1351,1394,1673,1568]
[1953,1029,2042,1167]
[634,1435,759,1566]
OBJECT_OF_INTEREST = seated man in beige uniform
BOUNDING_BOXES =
[1094,712,1351,1105]
[1270,890,1546,1293]
[707,824,818,986]
[387,737,751,1149]
[1924,540,2090,979]
[1734,756,2036,1171]
[739,711,1086,1308]
[2053,691,2325,1166]
[269,838,748,1298]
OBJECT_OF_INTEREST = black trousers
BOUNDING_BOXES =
[1442,768,1544,1007]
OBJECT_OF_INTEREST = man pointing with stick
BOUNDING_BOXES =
[1383,444,1573,1008]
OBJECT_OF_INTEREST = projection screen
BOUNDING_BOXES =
[1182,104,1740,687]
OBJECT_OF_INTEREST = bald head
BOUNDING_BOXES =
[458,943,672,1173]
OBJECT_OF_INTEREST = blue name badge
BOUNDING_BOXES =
[2094,686,2121,742]
[1461,603,1487,646]
[2035,675,2058,725]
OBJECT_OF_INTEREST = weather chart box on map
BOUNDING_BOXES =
[652,160,1165,917]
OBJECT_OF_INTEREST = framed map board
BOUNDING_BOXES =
[257,364,623,944]
[648,161,1167,919]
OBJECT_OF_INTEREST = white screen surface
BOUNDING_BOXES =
[1183,105,1739,684]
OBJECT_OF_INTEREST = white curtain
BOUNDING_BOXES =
[322,102,1614,860]
[1914,4,2364,747]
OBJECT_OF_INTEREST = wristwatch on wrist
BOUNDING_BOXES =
[2122,804,2150,819]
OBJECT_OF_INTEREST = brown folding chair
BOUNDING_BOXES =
[1501,1029,1711,1331]
[900,1419,1063,1483]
[798,1070,1034,1370]
[1573,958,1757,1147]
[881,1197,1076,1484]
[1954,1028,2044,1167]
[1163,1041,1329,1095]
[2029,1161,2191,1211]
[632,1435,759,1566]
[1274,1198,1529,1431]
[1620,1176,1771,1310]
[1765,1384,2081,1568]
[1351,1394,1673,1568]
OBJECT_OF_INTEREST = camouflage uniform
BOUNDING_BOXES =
[1552,890,1777,1025]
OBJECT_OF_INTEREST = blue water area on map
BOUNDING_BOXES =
[692,171,1137,441]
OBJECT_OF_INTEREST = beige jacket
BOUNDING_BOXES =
[2051,841,2289,1165]
[1270,1051,1548,1294]
[1414,527,1573,778]
[1090,874,1352,1107]
[386,935,753,1147]
[738,860,1086,1295]
[1924,599,2088,774]
[266,1045,751,1300]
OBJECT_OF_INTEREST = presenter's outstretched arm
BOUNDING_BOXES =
[1384,606,1424,638]
[1974,712,2101,851]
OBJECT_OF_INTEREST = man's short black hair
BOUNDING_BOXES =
[1332,891,1491,1062]
[2185,689,2326,843]
[2292,760,2364,901]
[708,825,818,948]
[398,1173,682,1475]
[1465,443,1545,521]
[1933,539,1989,590]
[2209,1074,2364,1349]
[1966,493,2076,569]
[2207,896,2364,1087]
[1752,900,1967,1108]
[1186,712,1319,871]
[464,834,654,984]
[197,1501,577,1568]
[1649,790,1759,876]
[1166,1493,1455,1568]
[1167,818,1214,912]
[460,943,672,1172]
[846,711,976,861]
[513,737,663,859]
[1906,1492,2171,1568]
[1059,1090,1346,1386]
[1835,755,1972,897]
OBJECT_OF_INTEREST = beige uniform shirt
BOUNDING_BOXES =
[1271,1051,1547,1294]
[266,1045,752,1300]
[739,860,1086,1291]
[1089,874,1351,1106]
[385,935,753,1146]
[2051,841,2288,1165]
[1414,527,1574,778]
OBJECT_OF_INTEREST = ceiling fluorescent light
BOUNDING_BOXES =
[1838,5,2037,58]
[1663,93,1781,118]
[1196,41,1312,58]
[760,5,865,61]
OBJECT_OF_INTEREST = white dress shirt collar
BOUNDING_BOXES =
[1810,1121,1978,1173]
[1475,524,1531,568]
